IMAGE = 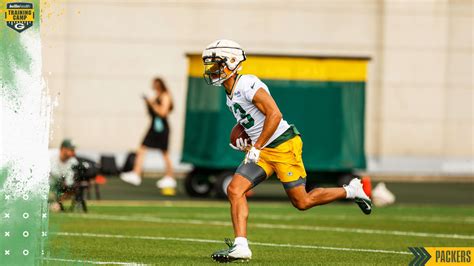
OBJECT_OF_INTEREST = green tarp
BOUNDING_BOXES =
[182,55,368,172]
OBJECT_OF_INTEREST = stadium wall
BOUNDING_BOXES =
[40,0,473,174]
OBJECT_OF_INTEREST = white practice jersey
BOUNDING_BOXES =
[226,74,290,148]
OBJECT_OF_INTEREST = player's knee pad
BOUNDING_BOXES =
[235,162,267,188]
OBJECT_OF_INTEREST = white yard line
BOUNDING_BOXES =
[54,232,411,255]
[196,213,474,225]
[87,200,229,208]
[87,201,474,224]
[394,215,474,224]
[64,213,474,240]
[42,257,145,265]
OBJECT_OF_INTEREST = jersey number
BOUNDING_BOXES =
[233,103,254,129]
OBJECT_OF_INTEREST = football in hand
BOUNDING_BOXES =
[230,123,251,147]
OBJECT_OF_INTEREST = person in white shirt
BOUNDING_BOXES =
[49,139,78,211]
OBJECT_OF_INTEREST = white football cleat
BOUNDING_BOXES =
[156,176,177,189]
[120,171,142,186]
[372,182,396,207]
[344,177,372,215]
[211,239,252,263]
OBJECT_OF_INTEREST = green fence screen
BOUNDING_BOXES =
[182,55,368,172]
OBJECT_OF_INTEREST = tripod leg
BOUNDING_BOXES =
[95,182,101,200]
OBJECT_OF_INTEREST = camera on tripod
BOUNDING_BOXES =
[71,157,99,213]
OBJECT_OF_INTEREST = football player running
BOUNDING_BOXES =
[202,40,372,263]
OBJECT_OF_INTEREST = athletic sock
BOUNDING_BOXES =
[234,237,249,247]
[343,185,355,199]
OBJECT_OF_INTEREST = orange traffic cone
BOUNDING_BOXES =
[95,175,107,185]
[361,176,372,198]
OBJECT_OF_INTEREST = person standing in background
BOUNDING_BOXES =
[121,78,176,194]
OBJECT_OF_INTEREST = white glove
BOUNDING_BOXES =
[229,138,249,152]
[245,146,261,164]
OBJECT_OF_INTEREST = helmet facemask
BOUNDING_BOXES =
[202,39,246,86]
[203,56,233,86]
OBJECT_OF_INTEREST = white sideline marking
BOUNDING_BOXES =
[42,257,144,265]
[64,213,474,240]
[54,232,411,255]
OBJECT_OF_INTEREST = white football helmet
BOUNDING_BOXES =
[202,39,246,86]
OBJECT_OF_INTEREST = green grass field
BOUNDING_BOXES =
[45,200,474,265]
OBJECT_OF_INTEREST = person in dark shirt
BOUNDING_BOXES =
[120,78,176,192]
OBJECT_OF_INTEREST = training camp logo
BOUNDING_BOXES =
[5,2,34,33]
